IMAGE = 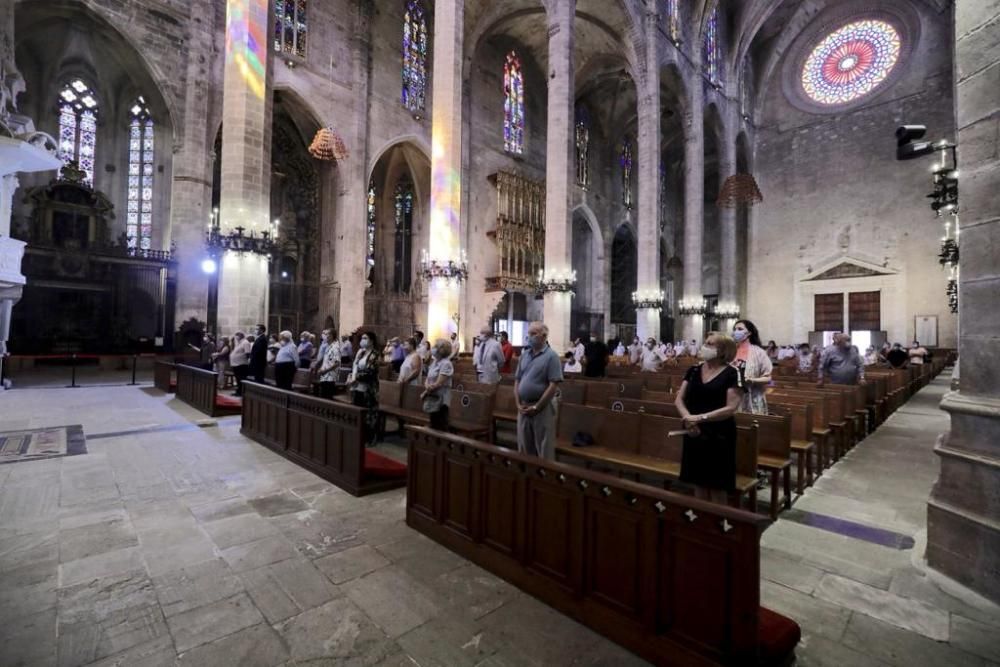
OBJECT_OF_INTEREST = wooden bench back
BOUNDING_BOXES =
[767,401,814,443]
[636,413,685,460]
[735,413,790,459]
[767,391,830,432]
[583,381,617,407]
[379,380,404,410]
[449,391,495,429]
[175,363,218,416]
[554,381,586,405]
[453,379,498,395]
[153,361,175,392]
[494,384,517,414]
[556,403,640,453]
[608,397,679,417]
[641,375,673,393]
[401,384,425,412]
[736,424,759,479]
[642,389,673,403]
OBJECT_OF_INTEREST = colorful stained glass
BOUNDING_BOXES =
[393,178,414,293]
[575,105,590,187]
[402,0,428,113]
[126,98,154,249]
[665,0,680,43]
[621,136,634,209]
[801,19,901,106]
[366,180,376,283]
[704,7,720,84]
[57,79,98,184]
[274,0,307,57]
[503,51,525,154]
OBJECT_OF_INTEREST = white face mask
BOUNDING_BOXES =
[699,345,718,361]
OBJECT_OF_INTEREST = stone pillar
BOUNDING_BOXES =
[425,0,464,343]
[333,3,373,336]
[216,0,273,336]
[718,128,738,328]
[680,85,705,342]
[635,7,662,342]
[541,0,575,354]
[169,6,216,331]
[926,3,1000,605]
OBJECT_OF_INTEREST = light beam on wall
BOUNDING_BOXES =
[226,0,267,100]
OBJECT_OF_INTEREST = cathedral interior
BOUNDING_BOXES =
[0,0,998,665]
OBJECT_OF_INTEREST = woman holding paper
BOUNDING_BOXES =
[674,333,745,504]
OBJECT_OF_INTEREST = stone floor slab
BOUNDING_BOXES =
[165,591,263,652]
[342,565,443,638]
[275,597,398,664]
[219,535,299,573]
[240,556,341,624]
[152,557,245,618]
[176,622,289,667]
[201,512,279,550]
[314,544,391,584]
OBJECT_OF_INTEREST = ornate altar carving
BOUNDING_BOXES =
[486,170,545,293]
[22,163,114,249]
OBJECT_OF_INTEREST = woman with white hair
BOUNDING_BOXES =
[274,330,298,390]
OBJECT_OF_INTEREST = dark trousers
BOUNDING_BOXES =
[319,381,336,399]
[351,390,367,407]
[391,359,403,374]
[429,405,449,431]
[274,362,296,390]
[232,365,249,394]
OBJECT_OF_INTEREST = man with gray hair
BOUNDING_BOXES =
[472,325,505,384]
[817,332,866,387]
[514,321,563,459]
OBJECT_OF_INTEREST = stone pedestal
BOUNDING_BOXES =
[926,1,1000,605]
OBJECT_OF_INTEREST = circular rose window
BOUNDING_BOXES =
[800,19,902,106]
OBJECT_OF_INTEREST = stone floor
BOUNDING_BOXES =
[0,374,998,666]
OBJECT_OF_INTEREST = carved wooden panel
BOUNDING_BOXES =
[442,452,477,538]
[814,292,844,332]
[848,290,881,330]
[525,479,581,591]
[586,500,643,617]
[481,465,519,557]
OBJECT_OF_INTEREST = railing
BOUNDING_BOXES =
[3,353,161,388]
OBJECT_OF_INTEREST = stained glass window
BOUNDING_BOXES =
[127,97,155,250]
[575,105,590,187]
[704,7,720,85]
[665,0,680,43]
[366,180,376,283]
[801,19,901,106]
[621,136,634,209]
[503,51,525,155]
[274,0,307,58]
[57,79,99,184]
[393,178,414,293]
[402,0,428,113]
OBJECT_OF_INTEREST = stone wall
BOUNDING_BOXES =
[749,1,958,346]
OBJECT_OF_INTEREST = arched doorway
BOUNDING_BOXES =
[571,209,604,340]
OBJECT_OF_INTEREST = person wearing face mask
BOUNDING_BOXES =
[614,340,627,357]
[628,337,642,364]
[886,342,909,368]
[421,339,454,430]
[731,319,772,415]
[297,332,314,369]
[389,337,406,374]
[583,334,609,378]
[637,337,665,372]
[908,340,928,366]
[274,331,298,390]
[316,329,341,399]
[473,326,505,384]
[864,345,879,366]
[817,332,865,387]
[398,337,423,386]
[348,331,381,444]
[797,343,814,373]
[514,322,564,459]
[674,333,744,503]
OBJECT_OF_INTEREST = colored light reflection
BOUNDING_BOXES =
[226,0,268,100]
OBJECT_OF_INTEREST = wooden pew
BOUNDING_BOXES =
[553,404,759,511]
[153,360,175,393]
[242,382,405,496]
[405,426,800,666]
[767,401,818,493]
[452,378,499,395]
[175,364,242,417]
[768,387,845,463]
[378,382,430,432]
[736,413,793,519]
[448,390,495,441]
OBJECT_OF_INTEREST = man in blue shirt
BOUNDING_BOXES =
[818,333,866,386]
[514,321,564,460]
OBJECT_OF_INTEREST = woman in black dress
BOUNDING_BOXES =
[674,333,744,503]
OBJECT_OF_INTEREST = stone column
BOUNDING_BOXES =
[635,6,662,342]
[541,0,575,354]
[216,0,274,335]
[169,6,216,332]
[926,3,1000,605]
[425,0,464,343]
[718,127,738,328]
[680,84,705,342]
[333,3,373,336]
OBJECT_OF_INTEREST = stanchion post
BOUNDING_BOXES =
[69,353,78,388]
[129,354,138,385]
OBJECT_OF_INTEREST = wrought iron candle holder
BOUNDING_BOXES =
[713,302,741,319]
[537,269,577,295]
[419,249,469,282]
[631,289,665,310]
[678,298,708,316]
[205,218,277,259]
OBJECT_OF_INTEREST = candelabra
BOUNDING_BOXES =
[204,209,278,259]
[677,298,708,316]
[713,302,741,319]
[419,249,469,282]
[537,269,577,295]
[631,289,665,310]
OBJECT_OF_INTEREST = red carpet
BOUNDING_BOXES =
[215,394,242,408]
[364,449,407,478]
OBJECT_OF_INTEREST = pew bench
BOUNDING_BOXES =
[406,427,800,666]
[154,360,176,393]
[175,364,242,417]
